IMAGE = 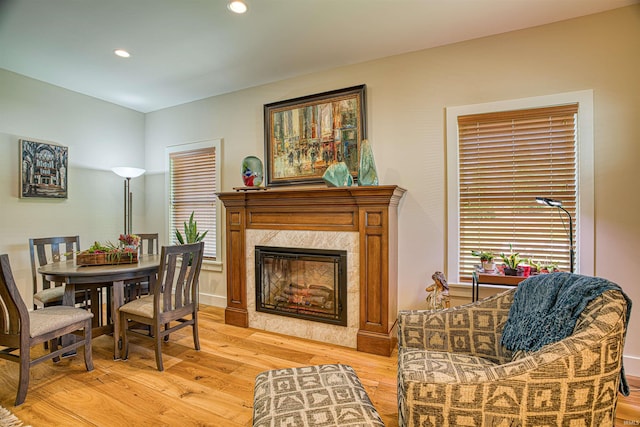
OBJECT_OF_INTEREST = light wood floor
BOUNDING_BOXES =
[0,305,638,426]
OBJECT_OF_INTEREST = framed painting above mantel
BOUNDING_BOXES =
[19,139,68,199]
[264,84,367,187]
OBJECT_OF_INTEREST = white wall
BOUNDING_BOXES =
[0,69,146,303]
[1,6,638,374]
[145,5,640,373]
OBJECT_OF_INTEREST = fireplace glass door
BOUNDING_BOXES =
[255,246,347,326]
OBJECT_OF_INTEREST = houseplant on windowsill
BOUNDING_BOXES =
[471,250,496,272]
[500,244,521,276]
[175,212,208,245]
[175,212,208,265]
[538,261,559,274]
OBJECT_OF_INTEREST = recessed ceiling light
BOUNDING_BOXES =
[228,1,247,14]
[114,49,131,58]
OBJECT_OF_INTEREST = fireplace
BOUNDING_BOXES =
[218,186,406,356]
[255,246,347,326]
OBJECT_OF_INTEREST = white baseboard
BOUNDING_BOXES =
[199,292,226,308]
[624,354,640,378]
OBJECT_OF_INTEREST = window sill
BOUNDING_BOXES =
[202,259,223,273]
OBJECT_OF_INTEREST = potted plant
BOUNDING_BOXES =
[175,211,208,265]
[471,250,496,272]
[500,244,521,276]
[76,239,138,265]
[539,261,559,274]
[525,258,540,274]
[175,212,208,244]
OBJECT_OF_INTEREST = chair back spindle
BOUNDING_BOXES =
[155,243,203,313]
[0,255,27,345]
[136,233,159,256]
[29,236,80,296]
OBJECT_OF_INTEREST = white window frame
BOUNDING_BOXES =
[446,91,594,283]
[165,138,222,268]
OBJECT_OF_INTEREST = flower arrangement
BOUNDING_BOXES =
[76,235,140,265]
[119,233,141,248]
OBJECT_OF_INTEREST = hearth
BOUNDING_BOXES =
[255,246,347,326]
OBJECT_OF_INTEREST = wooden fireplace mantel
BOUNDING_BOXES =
[217,185,406,356]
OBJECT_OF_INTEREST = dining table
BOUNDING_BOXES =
[37,254,161,359]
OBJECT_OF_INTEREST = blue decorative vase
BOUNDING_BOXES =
[241,156,263,187]
[358,139,379,186]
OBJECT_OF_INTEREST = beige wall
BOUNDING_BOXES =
[1,6,638,373]
[145,5,640,373]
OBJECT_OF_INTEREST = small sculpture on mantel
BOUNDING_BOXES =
[358,139,379,186]
[322,162,353,187]
[425,271,450,310]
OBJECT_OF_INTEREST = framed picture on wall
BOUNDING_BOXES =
[19,139,68,198]
[264,84,367,187]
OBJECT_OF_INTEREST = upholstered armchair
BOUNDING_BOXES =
[397,284,629,427]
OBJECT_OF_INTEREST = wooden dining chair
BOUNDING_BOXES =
[137,233,159,256]
[125,233,159,301]
[29,236,104,327]
[0,254,94,406]
[119,242,204,371]
[29,236,81,309]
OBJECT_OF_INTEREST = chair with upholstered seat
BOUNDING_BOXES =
[0,254,94,406]
[29,236,81,309]
[119,241,204,371]
[29,236,104,326]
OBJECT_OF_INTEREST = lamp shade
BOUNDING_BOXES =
[535,197,562,207]
[112,167,145,178]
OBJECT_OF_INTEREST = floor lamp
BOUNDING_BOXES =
[112,167,145,235]
[535,197,574,273]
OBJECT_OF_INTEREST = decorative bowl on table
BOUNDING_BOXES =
[76,235,139,266]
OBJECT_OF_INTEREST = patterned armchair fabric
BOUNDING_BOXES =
[397,287,629,427]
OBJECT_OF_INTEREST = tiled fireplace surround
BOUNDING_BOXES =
[218,186,405,356]
[247,230,358,346]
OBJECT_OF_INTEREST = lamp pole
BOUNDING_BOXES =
[558,205,574,273]
[123,176,133,235]
[535,197,574,273]
[112,167,145,236]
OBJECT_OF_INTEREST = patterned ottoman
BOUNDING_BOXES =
[252,364,385,427]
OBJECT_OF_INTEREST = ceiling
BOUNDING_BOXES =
[1,0,637,113]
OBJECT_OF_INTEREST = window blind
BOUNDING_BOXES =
[457,104,578,281]
[169,146,217,259]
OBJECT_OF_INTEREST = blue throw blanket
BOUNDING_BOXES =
[501,272,632,396]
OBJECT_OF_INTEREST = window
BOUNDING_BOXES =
[167,139,221,260]
[446,91,594,283]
